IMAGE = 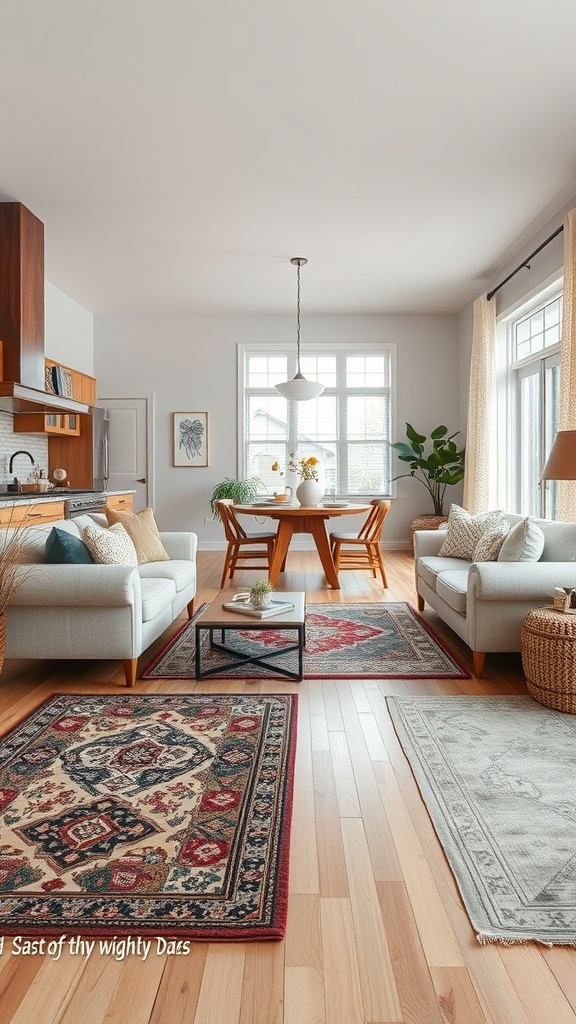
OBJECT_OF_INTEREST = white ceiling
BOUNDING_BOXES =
[2,0,576,316]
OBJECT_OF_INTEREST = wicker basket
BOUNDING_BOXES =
[409,514,448,552]
[521,606,576,713]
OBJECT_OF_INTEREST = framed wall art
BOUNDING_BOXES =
[173,412,209,467]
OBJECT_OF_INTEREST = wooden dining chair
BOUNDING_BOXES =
[215,499,277,588]
[330,499,391,586]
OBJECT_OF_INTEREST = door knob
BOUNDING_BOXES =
[137,478,146,484]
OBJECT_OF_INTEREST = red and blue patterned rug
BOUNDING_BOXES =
[0,693,297,939]
[143,601,470,679]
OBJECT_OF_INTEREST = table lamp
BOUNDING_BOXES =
[541,430,576,481]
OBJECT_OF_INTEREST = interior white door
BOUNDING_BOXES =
[98,398,149,511]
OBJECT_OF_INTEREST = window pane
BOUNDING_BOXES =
[300,355,337,387]
[297,395,337,439]
[346,354,386,388]
[247,355,287,388]
[247,396,288,438]
[347,396,387,440]
[519,373,541,516]
[347,443,389,493]
[545,299,560,327]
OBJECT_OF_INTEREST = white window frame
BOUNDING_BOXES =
[497,279,562,516]
[237,342,397,498]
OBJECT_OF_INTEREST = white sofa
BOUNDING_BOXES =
[414,513,576,676]
[5,515,197,686]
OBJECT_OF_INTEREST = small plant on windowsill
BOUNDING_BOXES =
[249,580,274,608]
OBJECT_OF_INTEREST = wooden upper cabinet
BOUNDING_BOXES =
[0,203,45,391]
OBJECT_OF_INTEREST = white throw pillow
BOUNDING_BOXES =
[472,519,511,561]
[497,518,545,562]
[438,504,504,560]
[83,523,138,566]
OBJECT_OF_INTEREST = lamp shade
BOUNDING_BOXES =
[275,372,324,401]
[541,430,576,480]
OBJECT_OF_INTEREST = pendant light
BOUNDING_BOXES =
[275,257,324,401]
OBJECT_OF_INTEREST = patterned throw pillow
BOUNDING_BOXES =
[472,519,511,561]
[83,523,138,566]
[105,507,170,564]
[438,504,504,560]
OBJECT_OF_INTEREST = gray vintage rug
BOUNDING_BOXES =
[387,695,576,946]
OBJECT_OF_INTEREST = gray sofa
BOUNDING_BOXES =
[5,514,197,686]
[414,513,576,676]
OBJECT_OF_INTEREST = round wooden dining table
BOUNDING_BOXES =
[233,501,371,589]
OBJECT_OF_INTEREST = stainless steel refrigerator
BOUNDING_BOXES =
[92,407,110,491]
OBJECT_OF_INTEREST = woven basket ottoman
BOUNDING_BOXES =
[521,606,576,713]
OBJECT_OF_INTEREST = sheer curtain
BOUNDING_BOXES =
[556,208,576,521]
[462,294,497,513]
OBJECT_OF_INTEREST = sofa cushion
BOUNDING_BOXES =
[438,505,504,560]
[105,507,170,564]
[138,559,196,593]
[418,555,471,590]
[139,577,177,622]
[45,527,94,564]
[538,520,576,562]
[498,518,545,562]
[83,523,138,566]
[435,570,469,615]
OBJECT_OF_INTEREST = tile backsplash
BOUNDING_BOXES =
[0,412,49,486]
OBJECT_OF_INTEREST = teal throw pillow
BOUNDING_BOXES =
[45,527,95,565]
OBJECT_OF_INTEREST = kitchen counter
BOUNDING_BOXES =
[0,490,136,504]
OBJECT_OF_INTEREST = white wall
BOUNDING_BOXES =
[95,311,461,547]
[44,281,94,374]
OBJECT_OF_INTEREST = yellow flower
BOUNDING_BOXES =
[271,462,280,472]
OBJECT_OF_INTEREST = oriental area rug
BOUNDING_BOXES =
[143,601,469,680]
[387,695,576,946]
[0,692,297,940]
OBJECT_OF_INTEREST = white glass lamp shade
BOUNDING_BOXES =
[275,373,324,401]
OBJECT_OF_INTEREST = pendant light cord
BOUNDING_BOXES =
[295,261,302,373]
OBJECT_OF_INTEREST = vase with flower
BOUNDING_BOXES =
[282,453,323,506]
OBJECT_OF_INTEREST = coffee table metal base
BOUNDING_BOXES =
[194,592,306,681]
[196,626,304,680]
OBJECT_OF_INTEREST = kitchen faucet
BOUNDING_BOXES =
[8,450,35,491]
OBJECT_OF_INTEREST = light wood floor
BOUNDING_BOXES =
[0,549,574,1024]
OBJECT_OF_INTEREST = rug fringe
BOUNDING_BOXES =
[476,931,576,948]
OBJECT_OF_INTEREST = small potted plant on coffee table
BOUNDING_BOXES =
[249,580,274,609]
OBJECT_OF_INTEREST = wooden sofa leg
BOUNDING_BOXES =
[472,651,486,678]
[123,659,138,688]
[187,599,195,619]
[417,595,425,611]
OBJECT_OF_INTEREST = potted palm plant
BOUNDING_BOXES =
[390,423,465,546]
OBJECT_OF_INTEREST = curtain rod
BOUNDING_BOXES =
[486,224,564,301]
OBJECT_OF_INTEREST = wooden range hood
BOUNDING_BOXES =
[0,202,89,414]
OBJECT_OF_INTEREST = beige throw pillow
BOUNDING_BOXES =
[497,518,545,562]
[105,507,170,564]
[83,523,138,566]
[438,504,505,560]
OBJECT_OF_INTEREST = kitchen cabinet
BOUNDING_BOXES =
[13,411,81,436]
[106,493,134,513]
[0,500,66,528]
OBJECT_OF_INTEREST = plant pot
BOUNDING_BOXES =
[409,514,448,552]
[250,591,273,609]
[296,480,323,507]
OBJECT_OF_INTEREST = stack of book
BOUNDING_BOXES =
[223,598,295,619]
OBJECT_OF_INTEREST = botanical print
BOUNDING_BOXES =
[173,412,208,466]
